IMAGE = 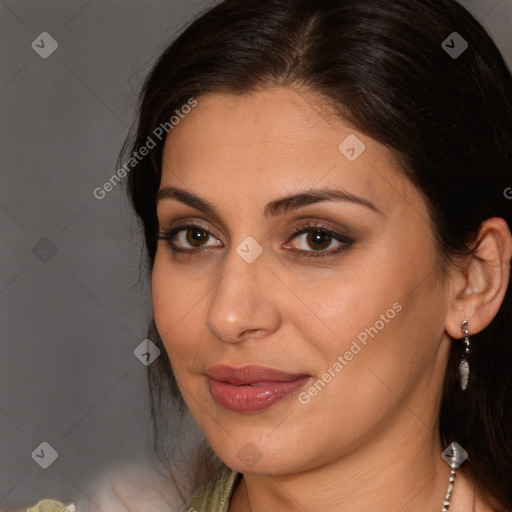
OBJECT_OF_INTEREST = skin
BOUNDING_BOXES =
[151,87,512,511]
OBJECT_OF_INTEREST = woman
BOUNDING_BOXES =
[129,0,512,509]
[25,0,512,510]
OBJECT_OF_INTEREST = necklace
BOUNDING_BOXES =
[442,469,457,511]
[442,444,460,512]
[242,457,459,512]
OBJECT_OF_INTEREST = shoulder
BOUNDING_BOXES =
[184,465,241,512]
[75,460,188,512]
[24,500,76,512]
[21,461,233,512]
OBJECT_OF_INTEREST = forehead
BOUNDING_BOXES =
[160,87,416,217]
[164,88,360,160]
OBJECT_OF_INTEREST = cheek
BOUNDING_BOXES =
[151,257,175,337]
[285,259,403,360]
[151,254,214,380]
[152,253,202,324]
[151,257,194,354]
[287,244,439,401]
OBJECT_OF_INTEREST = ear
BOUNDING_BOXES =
[445,217,512,339]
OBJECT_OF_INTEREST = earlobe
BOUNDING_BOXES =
[445,217,512,339]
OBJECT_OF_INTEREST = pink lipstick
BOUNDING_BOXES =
[206,364,310,412]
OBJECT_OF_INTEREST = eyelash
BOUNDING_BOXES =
[156,221,354,260]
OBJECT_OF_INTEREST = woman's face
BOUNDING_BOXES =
[152,87,451,475]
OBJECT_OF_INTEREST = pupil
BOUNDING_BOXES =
[187,228,208,246]
[307,230,331,250]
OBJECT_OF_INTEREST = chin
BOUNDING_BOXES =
[204,428,316,476]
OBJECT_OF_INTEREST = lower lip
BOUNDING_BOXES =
[208,376,310,412]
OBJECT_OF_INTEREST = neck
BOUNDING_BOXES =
[229,415,471,512]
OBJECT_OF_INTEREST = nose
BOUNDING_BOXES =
[205,246,281,344]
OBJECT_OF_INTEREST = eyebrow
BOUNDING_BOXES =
[155,186,383,220]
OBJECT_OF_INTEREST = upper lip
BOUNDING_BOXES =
[205,364,309,385]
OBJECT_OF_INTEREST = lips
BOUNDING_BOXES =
[206,364,310,412]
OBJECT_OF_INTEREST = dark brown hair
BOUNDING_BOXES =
[122,0,512,508]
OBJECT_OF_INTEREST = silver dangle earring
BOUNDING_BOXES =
[459,319,470,390]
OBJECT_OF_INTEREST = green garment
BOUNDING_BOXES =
[184,465,242,512]
[26,465,240,512]
[26,500,76,512]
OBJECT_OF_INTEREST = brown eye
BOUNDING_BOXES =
[283,225,353,258]
[157,224,223,252]
[185,227,210,247]
[306,230,333,250]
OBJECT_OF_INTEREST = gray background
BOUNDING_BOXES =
[0,0,510,509]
